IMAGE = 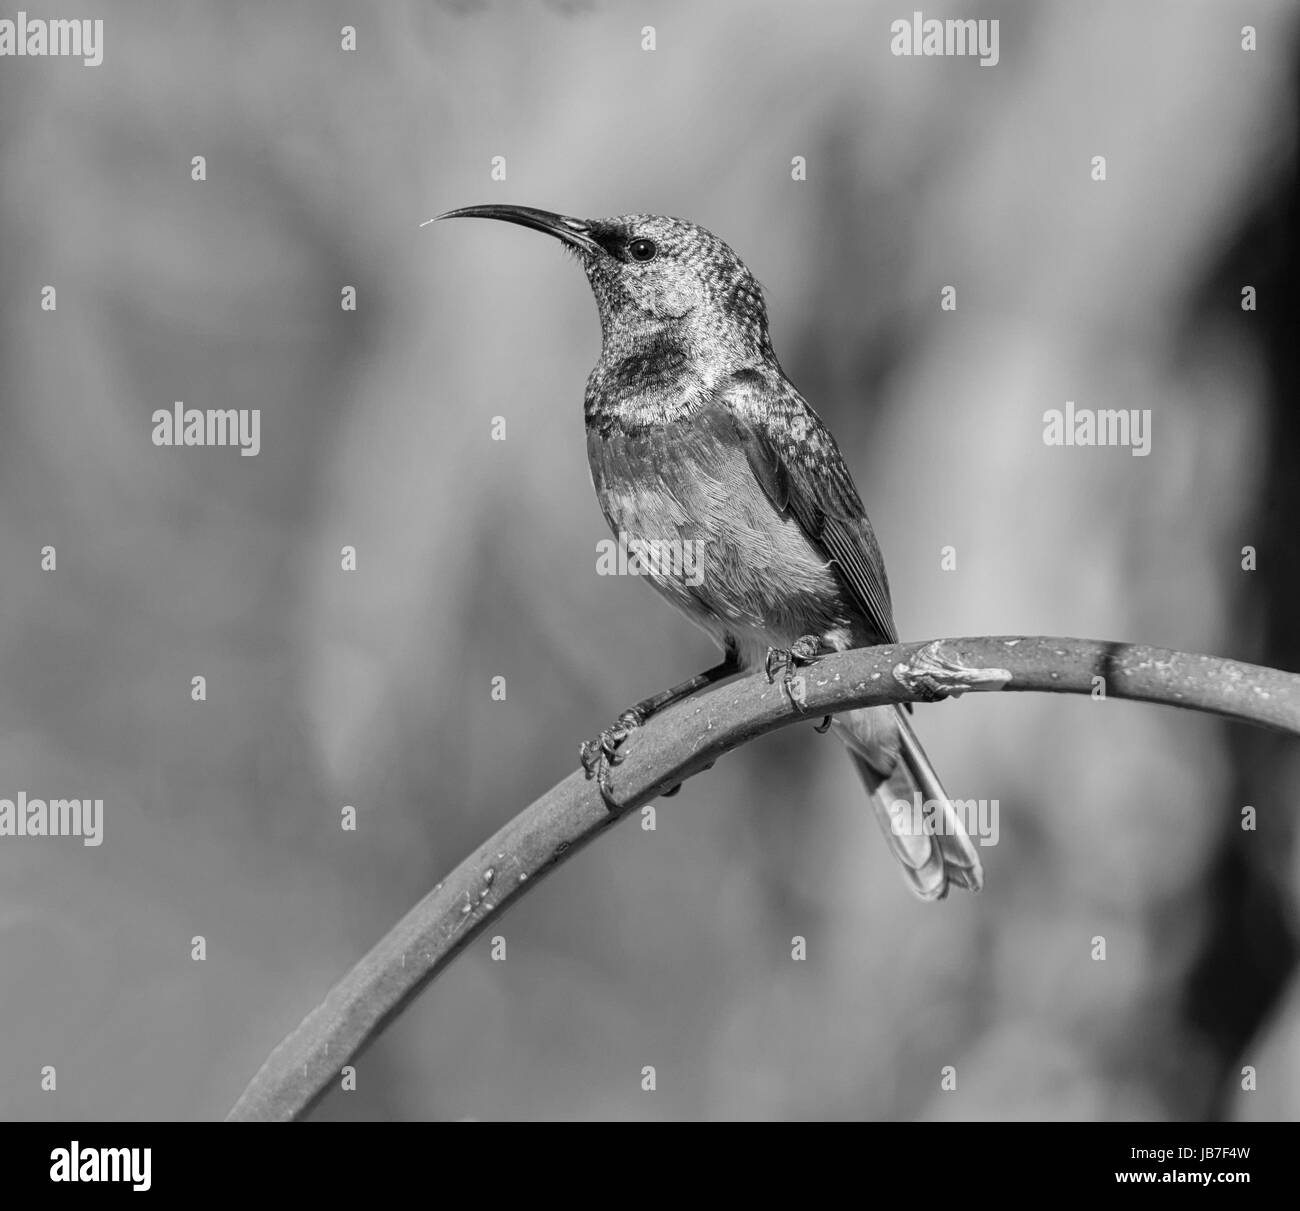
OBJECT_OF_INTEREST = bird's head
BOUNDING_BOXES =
[436,205,772,357]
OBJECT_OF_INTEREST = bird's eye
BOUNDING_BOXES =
[627,238,657,262]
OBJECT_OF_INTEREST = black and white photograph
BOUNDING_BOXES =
[0,0,1297,1165]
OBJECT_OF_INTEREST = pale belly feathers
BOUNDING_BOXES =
[587,422,860,668]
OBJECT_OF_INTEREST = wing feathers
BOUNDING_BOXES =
[716,370,898,645]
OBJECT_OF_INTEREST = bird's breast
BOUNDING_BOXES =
[586,414,857,664]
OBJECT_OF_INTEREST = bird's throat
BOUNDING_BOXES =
[585,323,710,433]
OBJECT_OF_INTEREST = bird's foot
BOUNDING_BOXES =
[764,634,822,710]
[580,707,643,811]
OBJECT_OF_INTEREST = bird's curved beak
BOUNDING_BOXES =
[433,204,601,255]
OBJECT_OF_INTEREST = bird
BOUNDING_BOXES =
[436,204,983,901]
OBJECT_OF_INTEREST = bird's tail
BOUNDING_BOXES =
[832,705,983,901]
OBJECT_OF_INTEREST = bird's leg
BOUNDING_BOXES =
[764,634,823,710]
[581,645,740,810]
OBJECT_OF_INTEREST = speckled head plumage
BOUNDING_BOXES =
[577,214,769,347]
[436,205,773,360]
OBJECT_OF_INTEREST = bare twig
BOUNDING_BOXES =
[226,636,1300,1121]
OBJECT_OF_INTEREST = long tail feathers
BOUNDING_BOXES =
[833,705,983,901]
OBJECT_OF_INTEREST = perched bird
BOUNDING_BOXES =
[437,204,982,900]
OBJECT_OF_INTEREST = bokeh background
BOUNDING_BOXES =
[1,0,1298,1121]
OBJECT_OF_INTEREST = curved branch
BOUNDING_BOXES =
[225,636,1300,1121]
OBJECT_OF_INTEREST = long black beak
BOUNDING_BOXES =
[432,204,601,254]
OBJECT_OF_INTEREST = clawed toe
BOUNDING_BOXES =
[764,634,822,709]
[580,709,645,811]
[764,634,821,682]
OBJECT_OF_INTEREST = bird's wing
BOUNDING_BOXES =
[710,368,899,645]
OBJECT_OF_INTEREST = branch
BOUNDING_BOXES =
[226,636,1300,1121]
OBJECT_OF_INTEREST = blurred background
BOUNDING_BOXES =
[1,0,1297,1121]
